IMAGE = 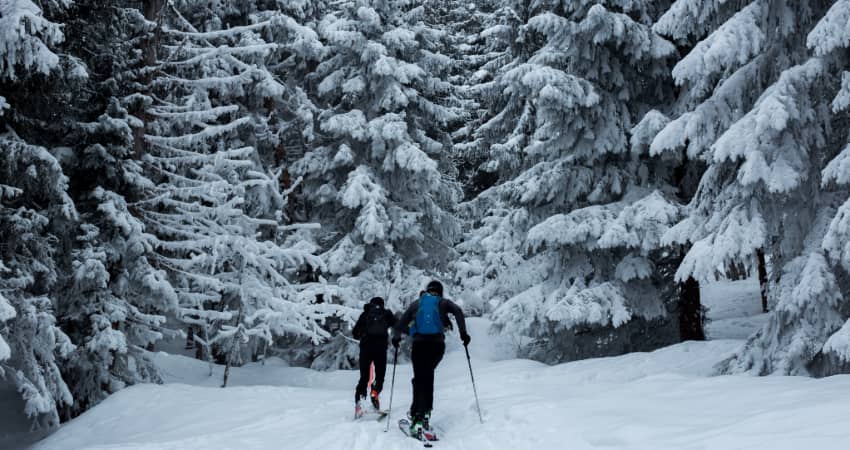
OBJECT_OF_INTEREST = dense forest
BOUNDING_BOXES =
[2,0,850,429]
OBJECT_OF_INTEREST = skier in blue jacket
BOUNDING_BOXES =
[392,280,470,437]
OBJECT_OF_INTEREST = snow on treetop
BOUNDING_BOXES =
[527,203,619,251]
[806,0,850,56]
[615,255,654,282]
[546,282,632,329]
[672,3,763,91]
[393,141,437,173]
[631,110,670,156]
[325,236,365,275]
[776,252,840,315]
[597,191,681,253]
[651,57,762,159]
[373,56,424,84]
[493,279,634,335]
[832,72,850,113]
[526,191,679,254]
[0,0,64,80]
[579,5,676,60]
[356,6,381,28]
[321,110,367,139]
[655,0,731,42]
[823,197,850,272]
[823,144,850,187]
[712,59,824,193]
[824,318,850,362]
[512,64,600,108]
[320,17,364,48]
[382,28,417,52]
[675,204,767,282]
[340,166,389,243]
[0,293,15,323]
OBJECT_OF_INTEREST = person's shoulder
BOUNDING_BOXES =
[441,297,465,312]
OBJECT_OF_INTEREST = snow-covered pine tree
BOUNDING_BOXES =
[0,0,79,427]
[41,1,192,416]
[455,0,689,362]
[439,0,508,200]
[451,0,540,314]
[667,0,850,376]
[292,0,464,367]
[651,0,813,290]
[649,0,848,374]
[0,134,76,428]
[816,1,850,373]
[134,1,337,380]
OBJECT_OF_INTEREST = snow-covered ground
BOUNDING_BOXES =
[18,279,850,449]
[26,316,850,450]
[701,277,769,340]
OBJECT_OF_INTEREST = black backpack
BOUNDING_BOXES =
[365,305,388,336]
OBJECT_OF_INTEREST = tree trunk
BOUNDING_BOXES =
[679,276,705,341]
[185,326,195,350]
[221,361,231,388]
[221,305,244,388]
[133,0,166,158]
[757,248,769,312]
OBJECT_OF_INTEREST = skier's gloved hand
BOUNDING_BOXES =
[461,333,471,347]
[392,335,401,348]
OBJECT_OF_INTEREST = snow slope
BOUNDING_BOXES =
[29,318,850,450]
[701,278,769,340]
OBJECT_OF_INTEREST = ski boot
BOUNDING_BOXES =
[408,413,425,438]
[354,399,366,419]
[422,411,437,441]
[370,388,380,411]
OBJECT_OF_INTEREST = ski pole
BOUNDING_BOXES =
[465,344,484,424]
[384,346,399,432]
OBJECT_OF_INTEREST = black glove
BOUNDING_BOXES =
[391,335,401,348]
[461,333,471,347]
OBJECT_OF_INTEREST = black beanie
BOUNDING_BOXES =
[425,280,443,296]
[369,297,385,308]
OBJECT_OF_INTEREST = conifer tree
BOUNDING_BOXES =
[133,1,336,377]
[669,0,850,375]
[293,0,463,367]
[455,1,684,361]
[645,0,850,375]
[0,0,78,427]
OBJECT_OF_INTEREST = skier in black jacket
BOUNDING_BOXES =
[352,296,396,416]
[392,280,470,437]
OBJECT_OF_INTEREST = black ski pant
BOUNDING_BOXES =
[410,340,445,417]
[355,340,387,402]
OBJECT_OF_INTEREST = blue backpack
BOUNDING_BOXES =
[410,293,442,336]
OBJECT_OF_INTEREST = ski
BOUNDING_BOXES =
[354,409,388,421]
[398,418,438,447]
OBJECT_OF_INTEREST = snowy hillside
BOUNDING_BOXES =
[28,317,850,450]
